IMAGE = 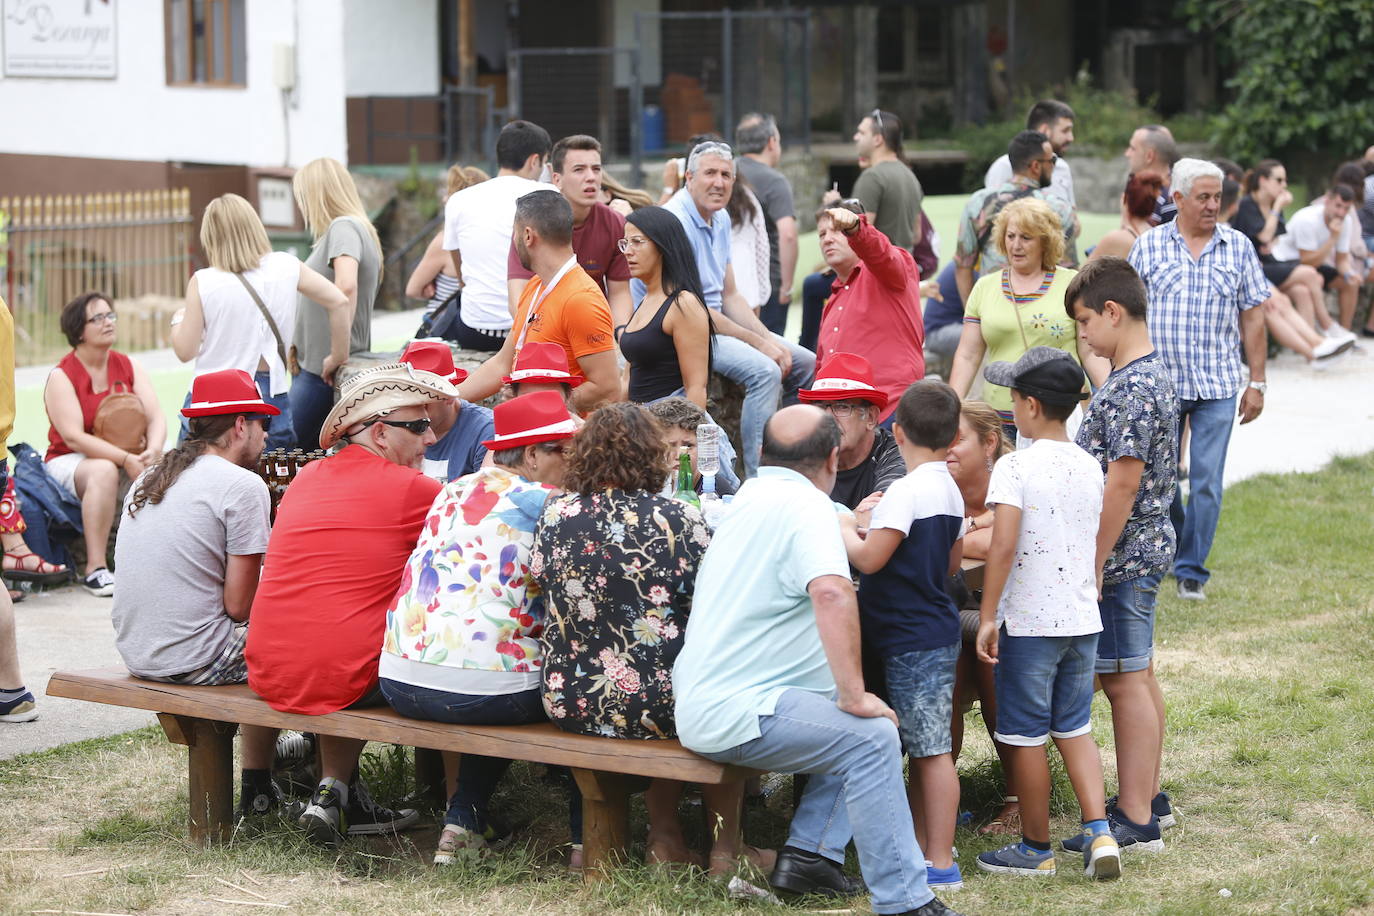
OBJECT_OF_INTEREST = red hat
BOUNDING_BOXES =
[481,390,578,450]
[798,352,888,409]
[181,368,281,418]
[400,340,469,385]
[502,341,584,388]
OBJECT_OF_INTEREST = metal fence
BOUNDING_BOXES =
[0,190,193,367]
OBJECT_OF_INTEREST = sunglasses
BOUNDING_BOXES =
[838,198,867,215]
[371,417,433,436]
[870,109,884,134]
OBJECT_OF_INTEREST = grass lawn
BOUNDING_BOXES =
[3,453,1373,914]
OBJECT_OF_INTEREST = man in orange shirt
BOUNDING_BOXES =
[460,190,621,412]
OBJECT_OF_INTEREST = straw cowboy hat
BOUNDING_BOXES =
[502,341,584,388]
[319,362,459,449]
[399,339,470,385]
[181,368,281,417]
[481,390,579,451]
[798,352,889,410]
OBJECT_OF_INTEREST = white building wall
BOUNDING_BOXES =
[342,0,439,97]
[0,0,349,168]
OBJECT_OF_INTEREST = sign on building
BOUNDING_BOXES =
[3,0,118,78]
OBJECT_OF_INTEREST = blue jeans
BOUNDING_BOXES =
[711,333,815,478]
[758,289,787,337]
[699,689,933,914]
[378,678,557,832]
[289,370,335,451]
[1171,395,1236,583]
[799,271,833,353]
[179,371,294,451]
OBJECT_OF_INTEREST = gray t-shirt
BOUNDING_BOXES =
[736,156,795,297]
[853,160,924,250]
[112,455,271,678]
[294,216,380,376]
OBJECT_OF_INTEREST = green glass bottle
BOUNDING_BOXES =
[674,447,701,509]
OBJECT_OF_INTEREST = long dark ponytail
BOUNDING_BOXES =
[127,414,240,517]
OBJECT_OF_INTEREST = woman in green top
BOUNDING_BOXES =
[948,197,1108,440]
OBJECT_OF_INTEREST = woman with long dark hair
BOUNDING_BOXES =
[617,206,713,408]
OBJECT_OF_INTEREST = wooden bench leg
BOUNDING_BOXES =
[571,768,640,882]
[158,713,236,845]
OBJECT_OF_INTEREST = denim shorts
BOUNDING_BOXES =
[1096,573,1161,674]
[993,630,1099,747]
[885,642,959,758]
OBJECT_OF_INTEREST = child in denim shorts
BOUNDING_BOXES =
[972,347,1121,881]
[1065,258,1179,853]
[842,380,966,891]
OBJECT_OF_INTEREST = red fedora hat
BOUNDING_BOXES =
[400,340,469,385]
[481,390,578,450]
[181,368,281,418]
[798,352,888,410]
[502,341,584,388]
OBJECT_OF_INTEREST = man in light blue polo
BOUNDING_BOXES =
[673,405,958,916]
[634,140,815,477]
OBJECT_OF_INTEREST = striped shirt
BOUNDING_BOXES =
[1128,221,1268,402]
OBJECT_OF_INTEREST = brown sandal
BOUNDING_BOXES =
[3,549,69,583]
[978,796,1022,836]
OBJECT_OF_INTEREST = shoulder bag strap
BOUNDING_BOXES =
[234,272,290,373]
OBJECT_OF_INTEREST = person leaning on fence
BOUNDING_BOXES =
[289,157,385,449]
[171,193,351,451]
[43,291,166,597]
[111,368,300,821]
[245,362,453,847]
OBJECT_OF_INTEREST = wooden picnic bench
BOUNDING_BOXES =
[46,667,754,880]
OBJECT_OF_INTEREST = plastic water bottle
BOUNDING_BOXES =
[696,423,720,495]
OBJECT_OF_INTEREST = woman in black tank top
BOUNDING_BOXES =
[617,207,713,406]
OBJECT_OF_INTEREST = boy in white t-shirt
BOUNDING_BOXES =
[972,346,1120,882]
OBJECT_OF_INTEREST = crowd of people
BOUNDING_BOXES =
[2,100,1371,916]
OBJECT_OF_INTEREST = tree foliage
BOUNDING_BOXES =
[1185,0,1374,165]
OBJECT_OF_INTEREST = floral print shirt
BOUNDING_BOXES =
[381,467,554,687]
[530,490,709,739]
[1075,351,1179,585]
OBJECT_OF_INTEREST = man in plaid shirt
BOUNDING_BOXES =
[1128,158,1269,602]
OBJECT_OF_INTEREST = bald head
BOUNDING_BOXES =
[762,405,841,487]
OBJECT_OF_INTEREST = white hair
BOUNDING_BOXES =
[1171,158,1223,199]
[686,141,734,174]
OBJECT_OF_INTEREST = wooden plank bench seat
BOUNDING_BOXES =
[47,667,753,879]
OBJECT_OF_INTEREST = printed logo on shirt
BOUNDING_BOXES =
[587,332,609,346]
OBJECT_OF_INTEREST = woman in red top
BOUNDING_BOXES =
[43,292,164,596]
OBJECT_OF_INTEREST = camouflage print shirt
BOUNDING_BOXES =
[954,175,1080,275]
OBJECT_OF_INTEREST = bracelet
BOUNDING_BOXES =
[120,452,130,468]
[967,515,977,532]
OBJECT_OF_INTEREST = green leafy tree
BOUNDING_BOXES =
[1185,0,1374,171]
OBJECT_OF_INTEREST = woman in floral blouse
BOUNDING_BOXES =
[532,403,768,875]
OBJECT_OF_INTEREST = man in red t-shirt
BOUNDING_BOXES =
[507,134,632,329]
[245,362,452,846]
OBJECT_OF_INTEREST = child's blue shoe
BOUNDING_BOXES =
[926,862,963,890]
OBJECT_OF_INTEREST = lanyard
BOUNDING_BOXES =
[514,255,578,356]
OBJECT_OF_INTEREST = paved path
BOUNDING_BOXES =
[3,340,1370,760]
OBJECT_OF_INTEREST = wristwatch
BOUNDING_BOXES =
[1248,380,1268,395]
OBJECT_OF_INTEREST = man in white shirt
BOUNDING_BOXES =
[443,120,550,350]
[984,99,1077,208]
[1272,185,1360,327]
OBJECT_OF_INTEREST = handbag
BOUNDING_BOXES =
[234,272,297,376]
[92,382,148,452]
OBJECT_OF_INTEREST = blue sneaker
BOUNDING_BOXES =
[975,842,1055,877]
[926,863,963,891]
[1061,807,1164,854]
[0,689,39,723]
[1106,791,1175,829]
[1083,831,1121,879]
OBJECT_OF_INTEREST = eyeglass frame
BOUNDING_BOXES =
[86,310,118,325]
[814,400,873,419]
[617,235,653,254]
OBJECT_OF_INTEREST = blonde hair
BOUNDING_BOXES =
[292,158,383,272]
[445,164,490,198]
[993,197,1064,271]
[200,194,272,274]
[960,399,1013,460]
[601,172,655,211]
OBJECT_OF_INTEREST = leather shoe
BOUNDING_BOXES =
[900,897,964,916]
[769,845,865,898]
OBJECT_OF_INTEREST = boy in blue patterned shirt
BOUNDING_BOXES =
[1065,256,1179,855]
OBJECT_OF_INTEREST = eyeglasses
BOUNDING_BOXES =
[86,311,117,325]
[370,417,432,436]
[617,236,651,253]
[816,401,869,418]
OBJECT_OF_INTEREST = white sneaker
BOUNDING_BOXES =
[82,567,115,597]
[1324,324,1357,341]
[1312,336,1355,360]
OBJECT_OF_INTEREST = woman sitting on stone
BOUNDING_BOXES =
[531,402,767,876]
